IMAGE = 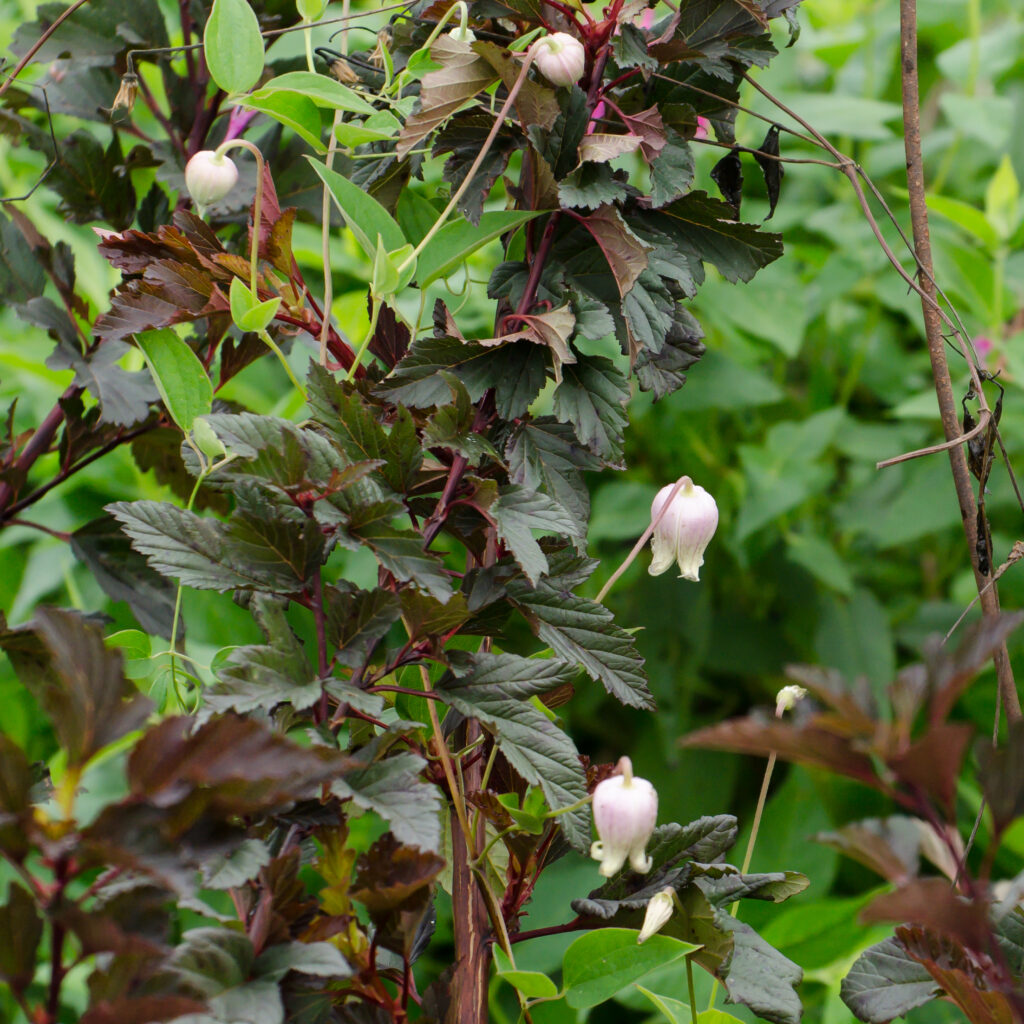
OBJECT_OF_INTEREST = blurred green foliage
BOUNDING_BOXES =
[2,0,1024,1020]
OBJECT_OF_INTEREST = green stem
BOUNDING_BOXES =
[345,296,381,381]
[303,20,316,72]
[545,793,593,819]
[259,329,308,398]
[214,138,265,296]
[396,50,536,276]
[686,955,698,1024]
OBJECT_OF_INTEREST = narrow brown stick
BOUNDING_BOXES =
[899,0,1019,722]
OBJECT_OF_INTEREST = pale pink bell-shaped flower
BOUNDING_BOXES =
[590,756,658,877]
[638,888,675,943]
[530,32,586,87]
[184,150,239,207]
[649,476,718,581]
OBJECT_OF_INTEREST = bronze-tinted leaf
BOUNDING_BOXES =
[862,880,990,953]
[0,608,152,768]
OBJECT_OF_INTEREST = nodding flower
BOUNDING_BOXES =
[638,888,676,943]
[649,477,719,582]
[590,756,658,877]
[530,32,586,88]
[184,150,239,207]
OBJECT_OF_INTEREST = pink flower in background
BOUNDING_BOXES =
[587,99,606,135]
[696,116,710,140]
[973,335,994,366]
[638,7,656,29]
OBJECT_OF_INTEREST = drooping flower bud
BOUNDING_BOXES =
[590,756,658,877]
[530,32,586,87]
[448,25,476,42]
[638,888,675,943]
[110,72,139,119]
[648,476,719,582]
[775,684,807,715]
[184,150,239,207]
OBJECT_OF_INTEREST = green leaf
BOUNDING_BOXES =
[347,500,453,601]
[252,70,375,114]
[506,417,602,543]
[203,0,265,95]
[229,278,281,332]
[419,210,543,288]
[202,838,272,889]
[240,92,325,152]
[508,560,652,710]
[493,947,560,999]
[333,752,443,851]
[254,940,351,980]
[108,500,319,594]
[553,354,629,461]
[923,192,1000,250]
[334,110,403,148]
[135,328,212,432]
[562,929,699,1008]
[840,937,939,1023]
[650,130,696,208]
[436,653,590,850]
[308,158,407,261]
[655,192,783,283]
[492,486,578,584]
[985,153,1021,241]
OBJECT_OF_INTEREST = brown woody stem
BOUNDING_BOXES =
[898,0,1020,723]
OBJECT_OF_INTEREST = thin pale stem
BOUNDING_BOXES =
[595,475,688,603]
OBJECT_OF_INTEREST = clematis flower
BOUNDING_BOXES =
[184,150,239,207]
[590,756,658,877]
[648,477,719,581]
[530,32,586,87]
[775,684,807,715]
[638,888,675,943]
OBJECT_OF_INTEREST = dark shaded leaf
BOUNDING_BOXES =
[327,584,403,668]
[436,652,590,849]
[578,205,652,298]
[861,879,991,953]
[649,130,696,208]
[507,563,652,710]
[506,417,601,544]
[202,838,272,890]
[435,113,520,225]
[47,339,159,426]
[634,305,706,400]
[528,86,589,181]
[128,715,345,813]
[977,719,1024,834]
[72,514,177,638]
[493,486,578,584]
[0,211,46,302]
[352,833,444,957]
[710,148,743,216]
[656,191,783,283]
[0,608,151,767]
[553,354,629,460]
[682,716,881,790]
[752,124,783,219]
[0,883,42,995]
[108,500,317,594]
[814,816,924,885]
[888,722,972,813]
[558,162,628,211]
[49,131,137,229]
[334,752,443,851]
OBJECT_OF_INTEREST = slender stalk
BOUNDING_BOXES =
[686,956,698,1024]
[396,52,537,275]
[595,475,688,603]
[0,0,93,100]
[897,0,1020,723]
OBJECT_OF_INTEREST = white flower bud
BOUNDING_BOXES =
[638,888,675,943]
[590,756,658,877]
[649,476,719,582]
[775,684,807,715]
[448,25,476,42]
[530,32,586,87]
[184,150,239,207]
